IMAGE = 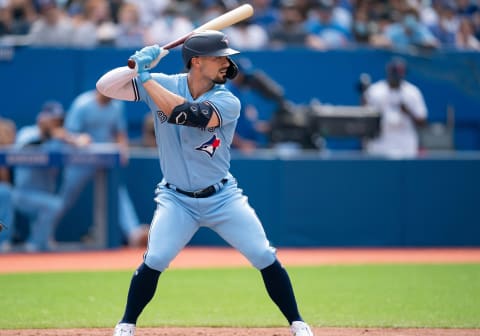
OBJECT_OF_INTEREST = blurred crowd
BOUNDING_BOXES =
[0,0,480,51]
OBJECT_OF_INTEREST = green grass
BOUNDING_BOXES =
[0,264,479,329]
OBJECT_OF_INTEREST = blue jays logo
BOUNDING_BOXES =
[196,134,221,157]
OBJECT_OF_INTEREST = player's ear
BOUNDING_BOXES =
[190,56,200,68]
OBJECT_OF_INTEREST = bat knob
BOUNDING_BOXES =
[127,59,136,69]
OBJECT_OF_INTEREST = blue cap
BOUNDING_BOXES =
[37,100,64,120]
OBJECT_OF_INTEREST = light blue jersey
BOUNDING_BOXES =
[134,73,241,190]
[59,90,143,242]
[65,90,127,142]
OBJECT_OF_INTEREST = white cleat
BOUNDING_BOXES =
[113,323,136,336]
[290,321,314,336]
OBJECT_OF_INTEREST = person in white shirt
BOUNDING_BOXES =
[363,57,428,159]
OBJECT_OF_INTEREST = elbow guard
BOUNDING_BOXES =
[168,101,216,128]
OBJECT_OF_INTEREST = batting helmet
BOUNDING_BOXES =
[182,30,239,79]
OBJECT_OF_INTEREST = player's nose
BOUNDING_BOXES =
[220,56,229,66]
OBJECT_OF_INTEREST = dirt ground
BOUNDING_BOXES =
[1,247,480,336]
[2,327,480,336]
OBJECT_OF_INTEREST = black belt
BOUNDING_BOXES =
[166,179,228,198]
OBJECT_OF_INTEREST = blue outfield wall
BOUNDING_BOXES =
[35,151,480,248]
[1,47,480,148]
[110,152,480,248]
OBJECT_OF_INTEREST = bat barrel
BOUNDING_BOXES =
[126,4,254,69]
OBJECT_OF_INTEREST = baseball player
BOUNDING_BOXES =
[11,101,89,252]
[96,30,314,336]
[58,89,149,247]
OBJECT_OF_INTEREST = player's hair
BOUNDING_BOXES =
[386,57,407,78]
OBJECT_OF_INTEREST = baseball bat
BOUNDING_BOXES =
[127,4,254,69]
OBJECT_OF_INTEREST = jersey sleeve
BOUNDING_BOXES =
[132,73,174,105]
[207,89,241,127]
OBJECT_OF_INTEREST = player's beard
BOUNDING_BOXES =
[213,73,227,84]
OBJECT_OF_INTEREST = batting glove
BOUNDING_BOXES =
[130,45,169,82]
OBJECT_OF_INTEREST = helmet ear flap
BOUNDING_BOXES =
[226,57,238,79]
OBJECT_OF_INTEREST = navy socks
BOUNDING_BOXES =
[121,262,161,324]
[120,259,301,325]
[260,259,302,324]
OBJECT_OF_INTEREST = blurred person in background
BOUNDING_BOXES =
[70,0,117,47]
[307,0,352,32]
[124,0,169,27]
[351,3,374,45]
[418,0,442,28]
[455,16,480,50]
[0,116,15,252]
[427,1,459,49]
[250,0,281,31]
[383,6,439,51]
[171,0,207,27]
[305,0,352,50]
[329,0,353,29]
[109,0,124,24]
[58,89,149,247]
[143,2,194,47]
[268,0,313,49]
[26,0,75,46]
[455,0,479,18]
[0,5,10,36]
[8,101,90,252]
[471,9,480,40]
[224,18,269,50]
[114,1,144,48]
[362,57,428,159]
[0,0,36,39]
[367,10,395,48]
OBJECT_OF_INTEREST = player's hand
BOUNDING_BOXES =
[74,133,92,147]
[130,45,169,73]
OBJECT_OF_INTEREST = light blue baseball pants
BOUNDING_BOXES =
[144,178,277,272]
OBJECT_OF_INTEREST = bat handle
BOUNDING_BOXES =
[126,38,188,69]
[127,59,136,69]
